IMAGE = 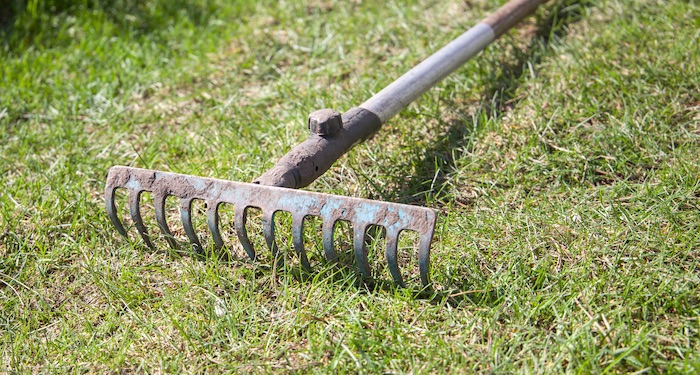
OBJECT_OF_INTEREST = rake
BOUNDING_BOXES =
[106,0,547,287]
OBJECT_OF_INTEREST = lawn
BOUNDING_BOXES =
[1,0,699,373]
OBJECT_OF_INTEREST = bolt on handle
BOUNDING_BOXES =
[308,109,342,136]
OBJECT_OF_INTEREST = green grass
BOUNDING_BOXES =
[1,0,699,373]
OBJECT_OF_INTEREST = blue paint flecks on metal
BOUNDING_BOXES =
[105,166,437,286]
[277,193,319,214]
[126,179,141,191]
[188,176,208,191]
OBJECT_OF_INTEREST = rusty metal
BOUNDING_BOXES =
[308,109,343,136]
[106,166,436,287]
[253,107,382,189]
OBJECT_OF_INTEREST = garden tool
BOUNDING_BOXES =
[106,0,547,287]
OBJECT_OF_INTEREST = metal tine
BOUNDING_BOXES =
[154,193,179,249]
[234,206,256,260]
[353,223,371,280]
[129,189,154,249]
[206,202,224,250]
[385,227,404,287]
[418,231,434,287]
[179,197,203,254]
[105,166,437,286]
[106,187,128,238]
[291,214,312,271]
[322,218,337,262]
[262,210,282,267]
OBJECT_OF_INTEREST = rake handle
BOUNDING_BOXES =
[255,0,548,188]
[484,0,548,38]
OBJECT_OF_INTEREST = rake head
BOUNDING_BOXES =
[105,166,436,287]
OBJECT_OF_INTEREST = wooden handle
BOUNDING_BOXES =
[484,0,548,37]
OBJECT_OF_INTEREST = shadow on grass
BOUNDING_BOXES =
[371,0,595,305]
[1,0,223,52]
[381,0,594,208]
[124,225,504,307]
[293,270,507,308]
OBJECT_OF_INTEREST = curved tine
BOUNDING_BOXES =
[418,230,434,287]
[207,202,224,250]
[234,206,256,260]
[129,189,154,249]
[154,193,178,249]
[353,223,371,280]
[262,210,281,266]
[180,198,203,254]
[321,218,337,262]
[385,227,404,287]
[292,215,312,271]
[105,186,128,238]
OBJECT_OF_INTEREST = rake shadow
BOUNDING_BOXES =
[382,0,593,207]
[371,0,594,301]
